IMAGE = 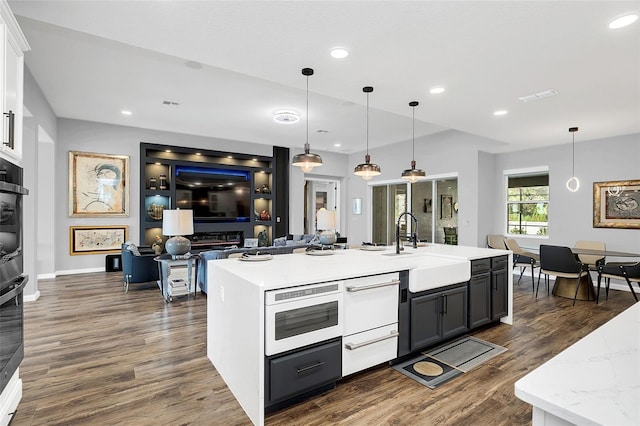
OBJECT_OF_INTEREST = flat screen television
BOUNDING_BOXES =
[175,166,251,222]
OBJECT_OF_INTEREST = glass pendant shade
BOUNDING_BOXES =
[401,101,425,182]
[354,86,381,180]
[401,160,426,183]
[566,126,579,192]
[292,142,323,173]
[354,154,381,180]
[292,67,322,173]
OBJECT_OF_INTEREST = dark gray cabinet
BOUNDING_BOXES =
[410,283,468,351]
[491,256,509,320]
[468,256,508,330]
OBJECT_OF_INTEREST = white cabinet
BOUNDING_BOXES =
[342,272,400,376]
[0,2,29,162]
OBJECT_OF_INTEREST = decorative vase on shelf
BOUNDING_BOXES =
[152,235,163,255]
[260,210,271,221]
[260,184,271,194]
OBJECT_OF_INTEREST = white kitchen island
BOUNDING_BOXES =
[207,244,511,425]
[515,303,640,426]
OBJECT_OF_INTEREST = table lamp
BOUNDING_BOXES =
[316,208,337,245]
[162,209,194,257]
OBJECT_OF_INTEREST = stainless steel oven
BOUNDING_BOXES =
[265,281,343,356]
[0,157,28,397]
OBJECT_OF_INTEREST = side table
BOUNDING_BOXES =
[154,254,200,302]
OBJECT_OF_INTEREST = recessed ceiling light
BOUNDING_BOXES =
[494,110,508,116]
[165,149,172,153]
[121,110,132,115]
[330,47,349,59]
[609,14,638,29]
[334,143,341,147]
[273,110,299,124]
[429,87,445,94]
[195,152,201,156]
[227,155,233,159]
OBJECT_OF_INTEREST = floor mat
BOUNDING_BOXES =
[393,336,507,389]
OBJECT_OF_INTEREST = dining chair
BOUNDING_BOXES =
[504,239,539,293]
[538,245,591,305]
[487,234,506,250]
[574,240,606,271]
[596,261,640,304]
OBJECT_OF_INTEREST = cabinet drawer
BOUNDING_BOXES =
[471,258,491,275]
[491,255,508,270]
[343,323,398,377]
[268,339,341,403]
[343,272,399,336]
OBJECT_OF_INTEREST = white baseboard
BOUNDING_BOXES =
[37,272,56,280]
[56,267,104,276]
[24,290,40,302]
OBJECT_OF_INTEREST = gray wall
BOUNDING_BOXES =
[55,118,275,274]
[493,133,640,254]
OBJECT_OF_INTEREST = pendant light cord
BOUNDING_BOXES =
[366,92,370,155]
[412,105,416,161]
[571,131,575,176]
[305,74,309,146]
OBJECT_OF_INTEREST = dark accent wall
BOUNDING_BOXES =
[273,146,289,237]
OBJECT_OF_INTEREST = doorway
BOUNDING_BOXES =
[371,177,458,245]
[304,179,340,235]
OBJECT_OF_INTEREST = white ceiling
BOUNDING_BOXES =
[9,1,640,155]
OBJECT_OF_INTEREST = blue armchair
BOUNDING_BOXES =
[121,244,159,292]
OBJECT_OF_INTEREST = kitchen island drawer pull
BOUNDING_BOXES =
[297,361,325,374]
[344,331,399,350]
[346,279,401,292]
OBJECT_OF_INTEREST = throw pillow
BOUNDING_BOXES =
[124,241,140,256]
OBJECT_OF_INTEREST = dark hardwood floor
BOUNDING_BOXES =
[11,271,635,425]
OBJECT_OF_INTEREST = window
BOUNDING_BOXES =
[507,174,549,236]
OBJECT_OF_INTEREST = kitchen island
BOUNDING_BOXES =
[207,244,511,425]
[515,303,639,426]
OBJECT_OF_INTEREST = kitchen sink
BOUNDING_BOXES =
[409,258,470,292]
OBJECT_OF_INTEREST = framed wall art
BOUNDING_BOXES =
[441,195,453,219]
[69,225,128,255]
[69,151,130,217]
[593,180,640,229]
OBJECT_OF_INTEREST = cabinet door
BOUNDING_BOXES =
[491,268,508,320]
[468,272,491,329]
[410,292,441,350]
[441,285,469,340]
[2,26,24,158]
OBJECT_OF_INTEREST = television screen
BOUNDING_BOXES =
[175,166,251,222]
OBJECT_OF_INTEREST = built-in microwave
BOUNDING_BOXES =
[265,281,343,356]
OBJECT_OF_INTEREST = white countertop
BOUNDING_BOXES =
[211,244,510,291]
[515,303,640,426]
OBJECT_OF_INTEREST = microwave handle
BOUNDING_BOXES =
[0,275,28,305]
[346,279,400,293]
[344,331,400,351]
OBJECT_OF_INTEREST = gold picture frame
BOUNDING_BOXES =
[593,180,640,229]
[69,151,130,217]
[69,225,128,255]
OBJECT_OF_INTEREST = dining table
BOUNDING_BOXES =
[551,247,640,301]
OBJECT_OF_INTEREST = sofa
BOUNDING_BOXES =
[197,234,314,294]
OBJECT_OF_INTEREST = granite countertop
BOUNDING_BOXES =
[211,244,509,290]
[515,303,640,425]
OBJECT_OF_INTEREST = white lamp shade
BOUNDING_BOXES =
[162,209,194,236]
[316,208,337,230]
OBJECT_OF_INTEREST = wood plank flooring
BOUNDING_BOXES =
[11,271,635,425]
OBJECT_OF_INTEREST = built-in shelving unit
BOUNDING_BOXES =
[140,143,286,251]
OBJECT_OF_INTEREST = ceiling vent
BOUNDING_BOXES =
[162,100,180,107]
[518,89,559,103]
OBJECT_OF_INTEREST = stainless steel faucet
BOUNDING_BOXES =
[396,212,418,254]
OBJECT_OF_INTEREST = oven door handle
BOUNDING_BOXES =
[346,279,401,293]
[344,331,400,350]
[0,275,29,305]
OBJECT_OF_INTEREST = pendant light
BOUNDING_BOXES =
[291,67,323,173]
[566,126,580,192]
[401,101,426,183]
[354,86,381,180]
